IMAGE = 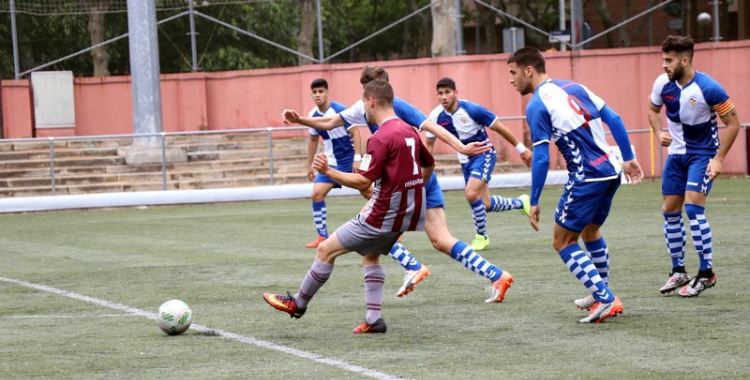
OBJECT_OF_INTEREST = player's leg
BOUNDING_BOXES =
[424,206,513,303]
[553,180,622,323]
[679,155,716,297]
[392,240,429,297]
[353,252,388,333]
[262,229,349,318]
[574,179,620,310]
[466,180,491,251]
[660,155,691,293]
[306,177,337,248]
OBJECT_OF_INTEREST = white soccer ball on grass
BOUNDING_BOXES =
[157,299,193,335]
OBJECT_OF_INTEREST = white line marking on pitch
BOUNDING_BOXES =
[0,277,406,380]
[0,313,134,319]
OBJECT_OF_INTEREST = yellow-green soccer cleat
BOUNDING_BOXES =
[518,194,531,216]
[470,234,490,251]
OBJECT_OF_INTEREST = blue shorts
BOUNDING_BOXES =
[662,154,714,196]
[462,149,497,184]
[554,177,621,233]
[313,162,353,187]
[425,172,444,209]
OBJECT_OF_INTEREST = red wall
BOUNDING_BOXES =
[2,40,749,175]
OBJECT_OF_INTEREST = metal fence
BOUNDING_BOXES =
[1,0,747,79]
[1,123,747,198]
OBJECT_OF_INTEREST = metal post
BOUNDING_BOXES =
[188,0,198,71]
[454,0,464,55]
[267,128,274,185]
[316,0,324,62]
[559,0,567,51]
[127,0,164,146]
[48,138,56,195]
[10,0,20,79]
[570,0,583,50]
[161,133,168,190]
[712,0,721,42]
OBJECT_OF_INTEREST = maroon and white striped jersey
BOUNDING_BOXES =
[359,116,434,232]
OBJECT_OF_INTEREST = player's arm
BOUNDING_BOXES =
[417,136,436,183]
[306,134,320,182]
[312,153,372,191]
[488,118,531,166]
[348,126,363,171]
[421,119,490,156]
[708,105,741,179]
[647,102,671,147]
[600,105,643,184]
[424,134,436,153]
[528,141,549,232]
[283,109,346,131]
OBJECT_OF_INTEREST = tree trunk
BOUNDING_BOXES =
[88,2,110,77]
[431,0,456,57]
[297,0,316,66]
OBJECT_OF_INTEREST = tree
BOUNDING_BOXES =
[86,0,110,77]
[430,0,457,57]
[297,0,316,65]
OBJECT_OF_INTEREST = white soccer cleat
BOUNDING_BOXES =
[578,296,623,323]
[659,271,691,294]
[574,295,597,311]
[396,265,431,297]
[678,275,717,297]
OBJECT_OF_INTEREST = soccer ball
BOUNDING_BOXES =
[157,299,193,335]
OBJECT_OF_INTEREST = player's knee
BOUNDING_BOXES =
[311,191,326,202]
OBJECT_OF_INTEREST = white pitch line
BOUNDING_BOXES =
[0,277,406,380]
[0,313,135,319]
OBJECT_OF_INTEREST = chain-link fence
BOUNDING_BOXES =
[1,0,747,79]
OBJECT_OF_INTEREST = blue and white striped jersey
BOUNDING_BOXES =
[427,100,498,163]
[527,79,622,183]
[339,98,429,134]
[649,71,733,155]
[308,101,354,167]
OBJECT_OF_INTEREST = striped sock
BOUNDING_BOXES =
[685,204,713,271]
[363,265,385,324]
[489,195,522,212]
[295,259,333,309]
[663,212,686,269]
[559,244,614,303]
[388,242,422,271]
[469,199,488,236]
[584,237,609,286]
[449,241,502,282]
[312,201,328,238]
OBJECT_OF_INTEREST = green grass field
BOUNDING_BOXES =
[1,177,749,379]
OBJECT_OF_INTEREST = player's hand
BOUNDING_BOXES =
[281,109,301,124]
[352,160,361,172]
[519,149,533,167]
[657,131,672,147]
[529,205,541,232]
[307,166,315,182]
[460,140,492,156]
[622,159,644,185]
[706,158,723,180]
[312,153,329,174]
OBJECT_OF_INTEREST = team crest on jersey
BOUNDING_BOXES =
[689,96,697,106]
[461,118,469,125]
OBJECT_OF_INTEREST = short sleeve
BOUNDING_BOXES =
[526,96,552,145]
[649,73,669,107]
[360,137,386,181]
[339,100,368,126]
[393,98,428,130]
[460,100,498,127]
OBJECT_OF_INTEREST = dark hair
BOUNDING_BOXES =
[360,66,389,85]
[661,35,694,59]
[507,47,546,74]
[362,79,394,106]
[310,78,328,90]
[436,77,456,91]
